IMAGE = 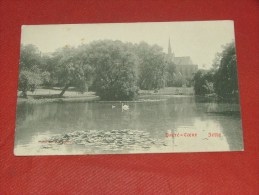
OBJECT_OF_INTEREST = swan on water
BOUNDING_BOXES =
[122,103,129,111]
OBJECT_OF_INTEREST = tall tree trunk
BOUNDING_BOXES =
[59,84,69,97]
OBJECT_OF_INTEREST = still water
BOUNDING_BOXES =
[14,95,243,155]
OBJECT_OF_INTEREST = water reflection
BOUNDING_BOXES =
[14,96,243,155]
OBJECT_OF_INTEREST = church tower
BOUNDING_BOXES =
[168,38,172,55]
[168,37,175,60]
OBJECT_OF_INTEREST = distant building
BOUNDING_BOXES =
[167,38,198,80]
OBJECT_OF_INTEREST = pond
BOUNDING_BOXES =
[14,95,243,155]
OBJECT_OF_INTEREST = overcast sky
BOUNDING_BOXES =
[21,20,235,69]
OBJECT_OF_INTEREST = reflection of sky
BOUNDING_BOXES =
[14,96,243,155]
[171,118,230,152]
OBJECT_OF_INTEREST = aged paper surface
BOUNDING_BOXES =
[14,21,243,155]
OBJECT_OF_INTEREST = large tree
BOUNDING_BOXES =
[193,70,214,95]
[18,70,42,98]
[53,46,93,97]
[135,42,167,90]
[19,44,42,70]
[214,42,238,99]
[89,40,138,100]
[18,44,44,97]
[193,41,238,99]
[165,60,176,87]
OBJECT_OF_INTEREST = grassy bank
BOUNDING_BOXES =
[17,87,195,104]
[139,87,194,95]
[17,88,99,104]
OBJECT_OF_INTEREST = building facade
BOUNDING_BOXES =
[167,39,198,80]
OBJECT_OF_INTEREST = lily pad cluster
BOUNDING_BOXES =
[41,129,166,151]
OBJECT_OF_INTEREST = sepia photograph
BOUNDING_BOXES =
[14,21,243,155]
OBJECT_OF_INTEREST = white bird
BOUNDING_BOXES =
[112,105,116,109]
[122,103,129,111]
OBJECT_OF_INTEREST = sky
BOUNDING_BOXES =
[21,20,235,69]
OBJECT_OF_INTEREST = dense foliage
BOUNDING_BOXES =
[193,70,214,95]
[193,41,239,99]
[19,40,203,100]
[51,46,93,96]
[135,42,167,90]
[89,40,138,100]
[165,60,176,87]
[18,45,43,97]
[18,70,42,97]
[214,42,238,98]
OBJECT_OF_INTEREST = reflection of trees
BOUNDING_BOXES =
[194,96,240,114]
[16,102,32,126]
[131,97,198,138]
[193,97,242,151]
[168,97,198,127]
[213,114,243,151]
[16,97,199,144]
[16,96,243,151]
[16,102,62,144]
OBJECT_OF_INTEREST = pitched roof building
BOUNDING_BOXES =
[168,38,198,80]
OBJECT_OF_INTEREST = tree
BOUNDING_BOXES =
[18,70,42,98]
[172,72,186,87]
[39,54,59,87]
[53,46,93,97]
[89,40,138,100]
[18,44,45,97]
[135,42,167,90]
[165,60,176,87]
[40,71,51,87]
[19,44,42,70]
[212,52,222,70]
[193,41,238,99]
[214,42,238,99]
[193,70,214,95]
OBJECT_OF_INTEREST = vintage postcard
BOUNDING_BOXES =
[14,21,244,155]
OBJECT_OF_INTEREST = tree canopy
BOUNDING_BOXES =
[193,70,214,95]
[193,41,239,100]
[18,40,185,100]
[19,44,42,70]
[135,42,167,90]
[18,44,43,97]
[18,70,42,98]
[52,46,93,96]
[214,42,238,99]
[89,40,138,100]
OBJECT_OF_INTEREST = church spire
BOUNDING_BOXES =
[168,37,172,55]
[168,37,175,60]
